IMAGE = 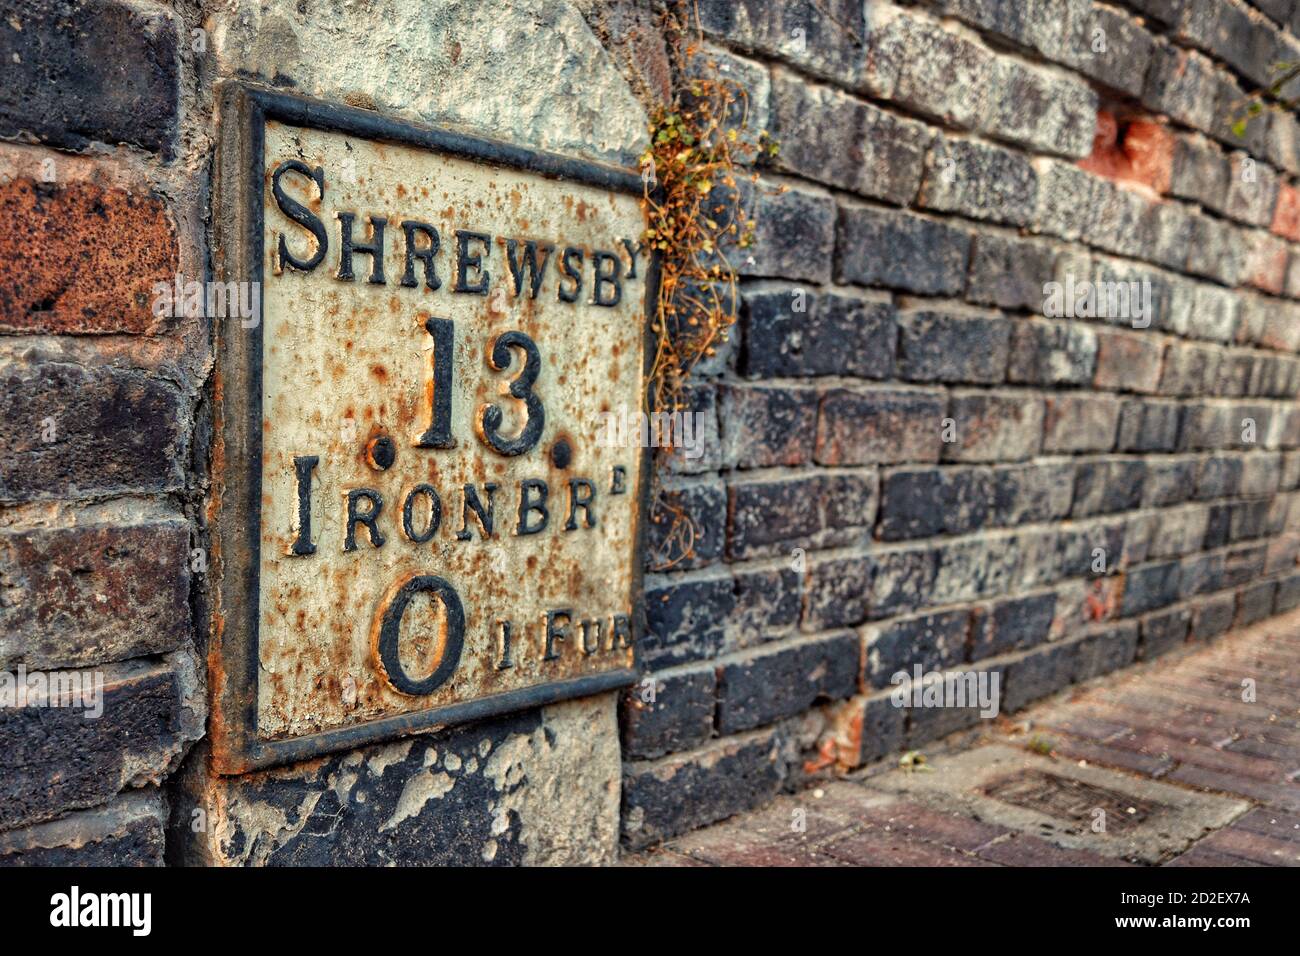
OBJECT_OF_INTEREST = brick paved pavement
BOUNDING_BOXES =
[629,611,1300,866]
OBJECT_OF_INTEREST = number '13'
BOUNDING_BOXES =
[416,316,545,457]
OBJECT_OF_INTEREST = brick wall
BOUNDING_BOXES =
[3,0,1300,866]
[0,0,206,865]
[618,0,1300,850]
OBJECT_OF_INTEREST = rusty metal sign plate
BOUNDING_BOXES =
[210,86,650,772]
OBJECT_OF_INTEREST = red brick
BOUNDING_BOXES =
[0,177,177,334]
[822,828,997,866]
[977,833,1125,867]
[1077,113,1173,194]
[1195,826,1300,865]
[1272,184,1300,241]
[1123,120,1174,194]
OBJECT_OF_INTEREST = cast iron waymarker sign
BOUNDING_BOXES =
[210,86,651,773]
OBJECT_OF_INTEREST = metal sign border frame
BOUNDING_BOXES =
[210,83,652,775]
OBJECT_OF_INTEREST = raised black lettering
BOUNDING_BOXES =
[557,246,583,303]
[504,239,552,298]
[344,489,386,551]
[516,478,550,535]
[291,455,319,555]
[272,160,327,272]
[416,317,455,449]
[401,483,442,543]
[337,213,387,284]
[579,619,604,655]
[610,613,633,649]
[400,220,441,289]
[591,250,622,307]
[544,608,572,661]
[456,482,498,540]
[480,331,545,456]
[454,229,491,294]
[375,575,465,696]
[620,237,645,280]
[496,619,515,671]
[564,477,597,530]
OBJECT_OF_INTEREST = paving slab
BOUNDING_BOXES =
[861,744,1249,864]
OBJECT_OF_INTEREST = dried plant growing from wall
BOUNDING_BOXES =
[641,3,778,570]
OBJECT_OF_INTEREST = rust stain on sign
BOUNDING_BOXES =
[209,87,649,772]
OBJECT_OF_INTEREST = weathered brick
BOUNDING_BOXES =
[1195,455,1245,499]
[1141,606,1192,660]
[815,387,946,466]
[1236,579,1278,625]
[0,788,164,867]
[1159,343,1216,395]
[741,287,895,379]
[1008,319,1098,386]
[825,691,907,766]
[1225,152,1281,229]
[645,478,725,572]
[877,468,943,541]
[0,520,189,671]
[640,574,734,669]
[984,56,1097,157]
[896,307,1011,385]
[920,136,1039,226]
[621,728,785,849]
[729,179,836,284]
[992,461,1076,525]
[719,384,819,469]
[727,470,877,560]
[967,233,1068,311]
[620,665,716,760]
[1192,593,1238,639]
[0,361,186,502]
[0,178,178,335]
[1093,328,1164,394]
[923,0,1069,60]
[1121,560,1183,617]
[1001,640,1077,712]
[1175,0,1277,89]
[931,534,1023,604]
[972,591,1056,658]
[1181,551,1227,598]
[1117,399,1182,452]
[1143,42,1219,133]
[1072,622,1139,681]
[1185,214,1249,287]
[866,547,941,620]
[1223,543,1269,587]
[1043,393,1122,453]
[771,71,930,203]
[943,390,1045,463]
[862,609,971,689]
[716,633,859,733]
[1171,133,1231,212]
[1274,570,1300,611]
[0,659,187,831]
[694,0,865,87]
[879,465,999,540]
[836,205,971,295]
[803,548,939,630]
[1064,4,1155,99]
[0,0,178,157]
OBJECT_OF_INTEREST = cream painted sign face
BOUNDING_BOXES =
[210,88,648,772]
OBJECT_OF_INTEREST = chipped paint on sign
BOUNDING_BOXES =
[209,87,648,771]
